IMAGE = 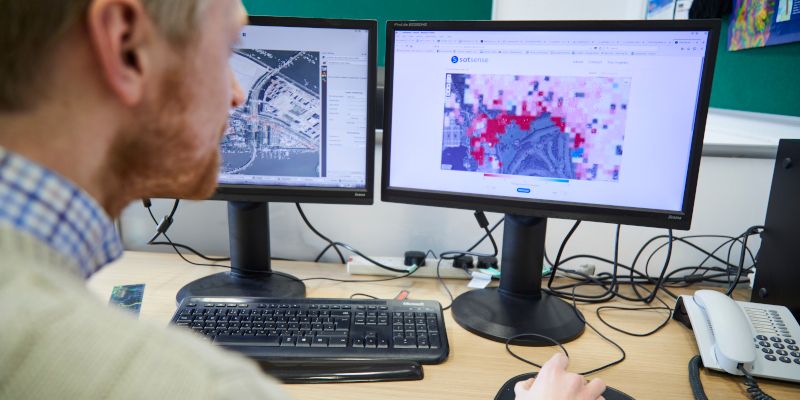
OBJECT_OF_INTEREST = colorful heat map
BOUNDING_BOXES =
[441,74,632,182]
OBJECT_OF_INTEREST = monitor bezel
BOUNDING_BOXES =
[381,19,721,230]
[214,16,377,205]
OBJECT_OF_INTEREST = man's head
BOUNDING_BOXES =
[0,0,247,214]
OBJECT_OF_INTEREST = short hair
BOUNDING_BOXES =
[0,0,209,112]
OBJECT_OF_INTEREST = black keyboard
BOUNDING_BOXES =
[171,297,449,364]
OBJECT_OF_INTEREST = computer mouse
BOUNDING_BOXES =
[494,372,635,400]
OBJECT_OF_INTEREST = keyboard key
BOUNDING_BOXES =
[215,335,279,347]
[429,333,441,349]
[281,337,297,347]
[786,339,797,345]
[394,337,417,349]
[329,337,347,347]
[297,337,312,347]
[779,356,792,363]
[365,337,377,348]
[765,355,777,361]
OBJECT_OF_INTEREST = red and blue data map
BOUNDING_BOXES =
[441,74,631,182]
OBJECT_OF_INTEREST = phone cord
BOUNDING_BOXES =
[690,356,776,400]
[688,355,709,400]
[738,364,776,400]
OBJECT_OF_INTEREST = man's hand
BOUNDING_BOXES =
[514,353,606,400]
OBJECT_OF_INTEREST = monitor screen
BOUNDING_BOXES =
[219,21,372,197]
[383,21,717,228]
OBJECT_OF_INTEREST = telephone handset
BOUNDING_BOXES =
[674,289,800,383]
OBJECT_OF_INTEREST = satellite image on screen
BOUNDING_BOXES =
[222,49,322,178]
[441,73,631,182]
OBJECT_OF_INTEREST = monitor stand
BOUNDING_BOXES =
[176,201,306,303]
[451,214,584,345]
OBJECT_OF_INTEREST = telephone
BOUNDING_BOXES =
[674,289,800,383]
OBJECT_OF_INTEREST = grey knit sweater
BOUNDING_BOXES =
[0,225,292,399]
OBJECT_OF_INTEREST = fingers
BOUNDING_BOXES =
[521,377,535,390]
[513,378,536,396]
[583,377,607,400]
[539,352,569,378]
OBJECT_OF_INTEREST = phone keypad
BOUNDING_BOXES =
[746,306,800,366]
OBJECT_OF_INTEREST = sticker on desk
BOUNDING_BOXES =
[109,284,145,316]
[467,271,492,289]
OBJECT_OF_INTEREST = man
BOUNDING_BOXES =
[0,1,603,398]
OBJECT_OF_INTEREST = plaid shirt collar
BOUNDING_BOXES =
[0,147,123,278]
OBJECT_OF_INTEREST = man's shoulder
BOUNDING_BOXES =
[0,228,292,399]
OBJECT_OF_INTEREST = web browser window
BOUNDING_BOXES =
[388,29,710,212]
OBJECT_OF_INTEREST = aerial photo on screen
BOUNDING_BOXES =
[222,49,322,178]
[441,73,631,182]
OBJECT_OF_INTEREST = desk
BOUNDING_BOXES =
[88,251,800,399]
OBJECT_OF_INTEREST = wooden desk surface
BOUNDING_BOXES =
[88,251,800,399]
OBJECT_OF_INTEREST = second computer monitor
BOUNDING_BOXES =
[382,20,720,344]
[217,16,375,203]
[176,17,377,302]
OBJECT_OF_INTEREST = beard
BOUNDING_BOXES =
[108,66,225,201]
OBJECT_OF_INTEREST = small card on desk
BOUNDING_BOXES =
[109,284,145,316]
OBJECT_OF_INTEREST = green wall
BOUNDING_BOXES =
[241,1,800,117]
[241,0,493,66]
[710,18,800,117]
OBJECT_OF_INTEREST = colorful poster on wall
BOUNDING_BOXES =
[729,0,800,50]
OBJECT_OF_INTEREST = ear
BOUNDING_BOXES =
[85,0,154,106]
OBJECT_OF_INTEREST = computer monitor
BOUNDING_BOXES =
[382,20,720,344]
[177,17,377,302]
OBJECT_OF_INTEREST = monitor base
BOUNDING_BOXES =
[452,288,584,346]
[176,271,306,304]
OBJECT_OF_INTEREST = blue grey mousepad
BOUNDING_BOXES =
[494,372,634,400]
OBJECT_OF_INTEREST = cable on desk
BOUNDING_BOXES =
[436,211,500,311]
[504,285,626,377]
[639,234,757,280]
[594,296,673,337]
[295,203,412,273]
[143,199,232,262]
[504,333,570,368]
[545,225,760,305]
[436,258,455,311]
[726,226,764,296]
[142,200,305,281]
[295,203,346,264]
[688,357,776,400]
[738,363,776,400]
[688,355,709,400]
[545,220,582,292]
[465,216,504,253]
[329,241,410,273]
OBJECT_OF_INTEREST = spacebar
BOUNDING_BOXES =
[214,336,280,347]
